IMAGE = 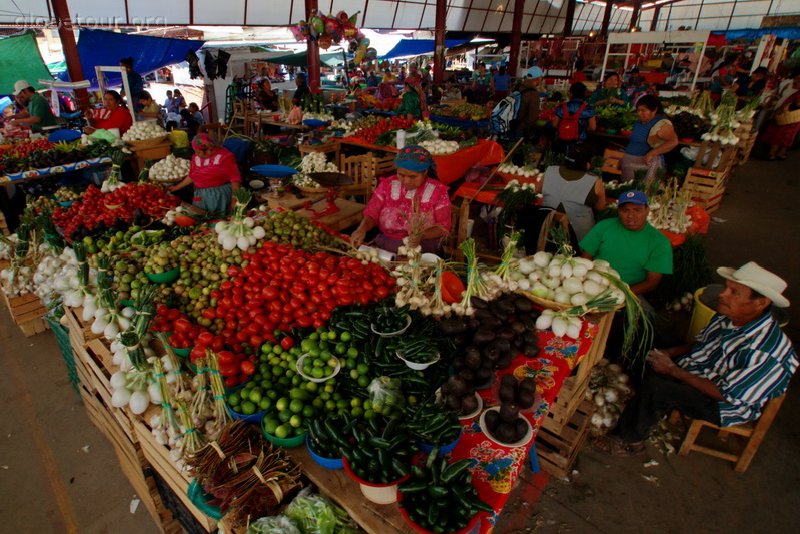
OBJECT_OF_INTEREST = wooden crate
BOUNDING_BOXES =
[693,140,738,174]
[738,135,757,166]
[132,419,218,532]
[62,305,102,346]
[1,290,49,336]
[72,338,137,443]
[542,372,591,435]
[683,167,728,214]
[536,399,595,479]
[80,385,181,533]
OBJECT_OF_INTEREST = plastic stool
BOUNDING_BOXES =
[529,444,540,474]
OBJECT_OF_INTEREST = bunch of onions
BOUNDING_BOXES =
[587,359,633,434]
[214,189,266,251]
[89,255,132,340]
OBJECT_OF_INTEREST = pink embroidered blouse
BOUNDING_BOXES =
[363,175,452,241]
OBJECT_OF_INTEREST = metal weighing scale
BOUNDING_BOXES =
[304,171,354,219]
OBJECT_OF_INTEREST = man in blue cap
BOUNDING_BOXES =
[579,190,672,295]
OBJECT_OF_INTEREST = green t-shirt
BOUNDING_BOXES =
[27,93,57,131]
[579,217,673,285]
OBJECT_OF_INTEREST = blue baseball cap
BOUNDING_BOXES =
[526,66,544,79]
[618,190,648,206]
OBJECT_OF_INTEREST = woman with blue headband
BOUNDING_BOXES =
[351,145,451,253]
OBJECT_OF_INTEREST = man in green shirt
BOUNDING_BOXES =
[579,190,672,295]
[10,80,58,132]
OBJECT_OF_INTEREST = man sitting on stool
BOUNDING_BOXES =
[594,262,797,455]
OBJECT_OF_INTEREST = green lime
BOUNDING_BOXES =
[274,424,290,439]
[350,398,362,408]
[312,398,324,409]
[278,410,292,423]
[301,405,314,418]
[351,406,364,418]
[259,397,272,411]
[347,347,358,358]
[340,331,352,343]
[227,392,241,406]
[262,417,279,435]
[240,401,256,415]
[289,415,303,428]
[357,363,369,375]
[357,375,369,388]
[289,399,304,413]
[328,357,339,369]
[249,389,263,404]
[272,344,284,354]
[312,367,325,379]
[325,400,336,411]
[364,409,375,420]
[327,331,337,341]
[304,381,318,393]
[350,369,359,380]
[276,397,289,412]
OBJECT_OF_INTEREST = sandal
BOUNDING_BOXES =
[591,435,646,457]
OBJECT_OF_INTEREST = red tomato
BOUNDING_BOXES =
[280,337,294,350]
[240,360,256,376]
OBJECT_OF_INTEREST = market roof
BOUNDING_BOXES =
[266,50,346,68]
[2,1,797,33]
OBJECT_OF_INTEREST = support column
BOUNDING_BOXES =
[508,0,525,79]
[629,1,640,31]
[600,0,613,37]
[433,0,447,85]
[50,0,90,112]
[305,0,321,92]
[650,6,661,32]
[563,0,577,37]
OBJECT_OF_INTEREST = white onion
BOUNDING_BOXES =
[129,391,150,414]
[111,388,131,408]
[551,317,568,337]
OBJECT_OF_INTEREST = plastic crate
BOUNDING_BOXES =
[46,316,80,394]
[151,471,211,534]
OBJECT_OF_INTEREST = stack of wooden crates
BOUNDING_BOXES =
[63,305,217,533]
[536,312,614,478]
[682,119,752,215]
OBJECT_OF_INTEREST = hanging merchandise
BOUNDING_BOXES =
[291,10,370,65]
[186,50,202,79]
[216,49,231,79]
[203,50,218,80]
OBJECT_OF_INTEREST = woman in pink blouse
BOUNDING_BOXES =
[351,145,451,253]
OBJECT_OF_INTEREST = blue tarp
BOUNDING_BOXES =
[379,39,470,60]
[58,29,204,87]
[714,27,800,41]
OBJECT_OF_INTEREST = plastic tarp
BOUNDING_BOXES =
[58,29,204,87]
[266,51,345,67]
[0,31,54,95]
[379,39,470,60]
[714,27,800,41]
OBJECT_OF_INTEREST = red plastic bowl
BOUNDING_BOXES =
[396,490,482,534]
[341,456,410,488]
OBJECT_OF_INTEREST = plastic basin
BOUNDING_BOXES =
[417,430,461,455]
[342,457,408,504]
[397,490,481,534]
[226,404,267,424]
[187,479,223,521]
[262,427,307,448]
[305,435,343,470]
[146,267,180,284]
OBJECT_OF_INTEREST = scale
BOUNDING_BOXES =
[250,164,298,198]
[304,172,353,219]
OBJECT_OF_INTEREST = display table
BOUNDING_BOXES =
[0,156,111,185]
[257,191,325,210]
[58,295,612,534]
[296,198,365,232]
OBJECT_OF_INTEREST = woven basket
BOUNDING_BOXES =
[127,135,169,150]
[775,109,800,126]
[517,290,571,311]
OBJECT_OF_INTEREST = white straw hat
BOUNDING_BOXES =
[13,80,30,96]
[717,262,790,308]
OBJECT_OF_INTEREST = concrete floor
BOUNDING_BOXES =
[0,150,798,533]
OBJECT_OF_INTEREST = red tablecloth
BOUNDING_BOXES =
[452,181,506,205]
[338,138,504,185]
[451,317,600,533]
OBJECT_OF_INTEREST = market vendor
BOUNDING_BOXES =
[83,90,133,136]
[8,80,57,132]
[587,73,630,108]
[579,190,672,296]
[536,144,606,241]
[396,81,428,120]
[762,71,800,161]
[292,74,311,106]
[620,95,678,185]
[350,145,451,254]
[168,133,241,215]
[137,91,162,125]
[256,79,279,111]
[595,262,797,456]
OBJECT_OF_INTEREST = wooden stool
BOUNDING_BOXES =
[536,210,569,251]
[678,394,786,473]
[601,149,624,176]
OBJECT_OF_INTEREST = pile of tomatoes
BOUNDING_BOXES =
[205,242,395,351]
[54,183,179,240]
[350,116,417,144]
[0,139,54,159]
[153,306,254,387]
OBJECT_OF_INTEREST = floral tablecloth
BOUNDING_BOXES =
[451,317,599,533]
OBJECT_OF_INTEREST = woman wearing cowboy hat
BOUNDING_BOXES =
[594,261,797,456]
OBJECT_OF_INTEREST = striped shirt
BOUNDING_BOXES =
[677,313,797,426]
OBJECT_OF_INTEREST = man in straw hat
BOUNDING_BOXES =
[595,261,796,456]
